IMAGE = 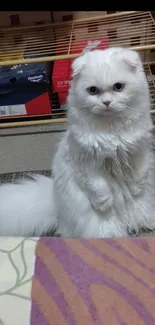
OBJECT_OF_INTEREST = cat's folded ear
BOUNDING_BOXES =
[121,48,142,71]
[72,55,86,77]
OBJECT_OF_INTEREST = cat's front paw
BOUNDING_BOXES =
[91,195,113,213]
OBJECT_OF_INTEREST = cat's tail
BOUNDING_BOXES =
[0,174,57,236]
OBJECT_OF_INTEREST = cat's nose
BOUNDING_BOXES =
[103,100,111,107]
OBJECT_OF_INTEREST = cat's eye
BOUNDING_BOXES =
[113,83,124,92]
[87,86,99,95]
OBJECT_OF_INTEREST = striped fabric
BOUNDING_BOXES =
[0,237,155,325]
[31,237,155,325]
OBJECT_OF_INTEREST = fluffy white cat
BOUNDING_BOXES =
[0,47,155,237]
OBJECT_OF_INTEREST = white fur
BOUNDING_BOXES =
[52,47,155,238]
[0,174,57,236]
[0,47,155,238]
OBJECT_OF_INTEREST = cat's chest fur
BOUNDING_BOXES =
[70,126,150,183]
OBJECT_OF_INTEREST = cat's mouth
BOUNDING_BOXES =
[92,105,121,117]
[98,108,119,116]
[104,108,112,112]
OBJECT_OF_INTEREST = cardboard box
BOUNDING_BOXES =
[52,59,72,93]
[0,55,52,118]
[0,11,52,27]
[0,86,51,118]
[52,11,119,23]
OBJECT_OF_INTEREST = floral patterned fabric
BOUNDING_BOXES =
[0,237,155,325]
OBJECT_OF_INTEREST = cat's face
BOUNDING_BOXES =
[68,48,149,120]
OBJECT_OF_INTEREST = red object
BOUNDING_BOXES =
[0,59,52,118]
[52,37,109,108]
[53,37,109,91]
[52,60,72,93]
[25,92,51,116]
[0,92,51,119]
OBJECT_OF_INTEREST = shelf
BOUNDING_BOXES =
[0,62,155,129]
[0,11,155,66]
[0,117,67,129]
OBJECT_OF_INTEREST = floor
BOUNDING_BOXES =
[0,169,52,183]
[0,123,66,174]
